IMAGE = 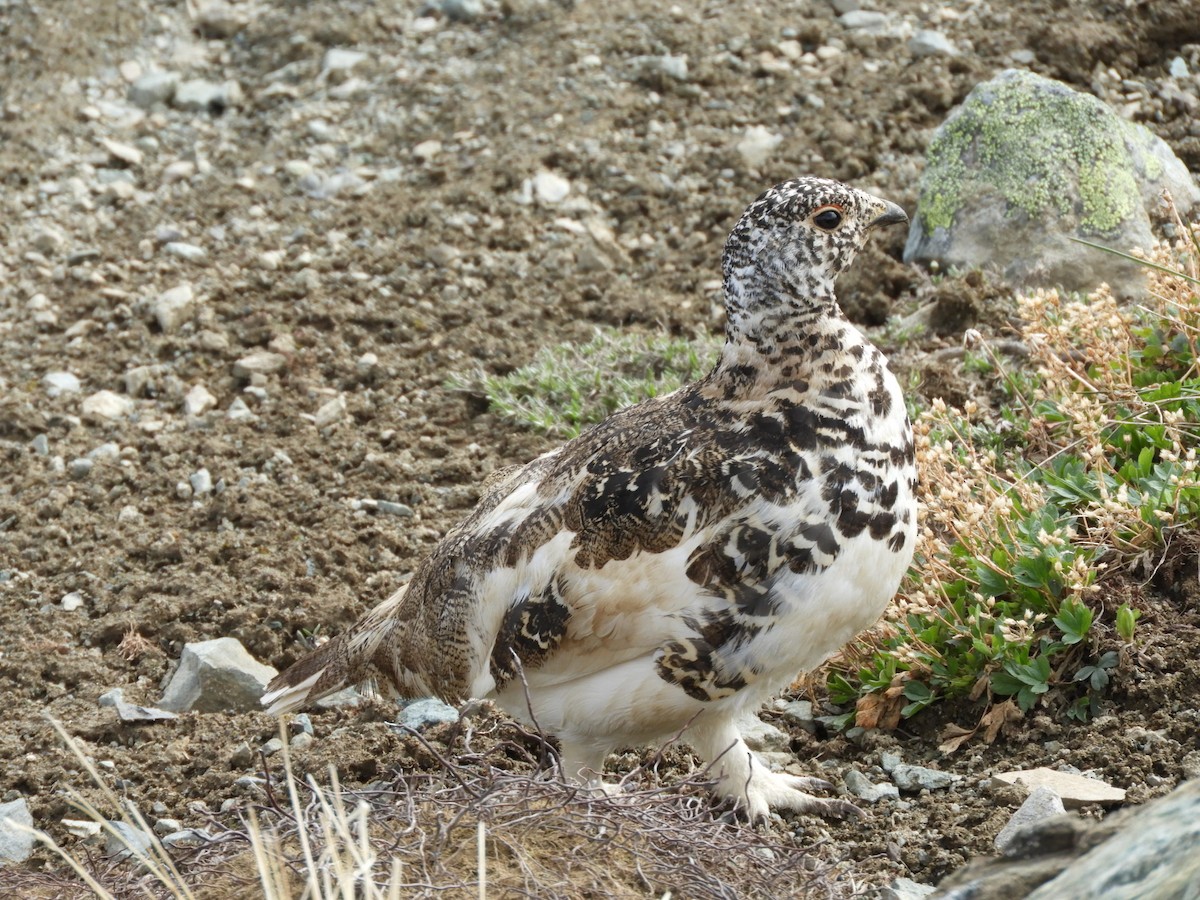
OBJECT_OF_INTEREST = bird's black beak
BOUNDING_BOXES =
[871,201,908,228]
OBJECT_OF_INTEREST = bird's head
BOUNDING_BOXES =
[721,177,907,340]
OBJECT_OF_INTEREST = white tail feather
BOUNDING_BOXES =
[261,669,324,716]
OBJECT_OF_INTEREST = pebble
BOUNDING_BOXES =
[845,769,900,803]
[290,713,314,735]
[229,742,254,768]
[1181,749,1200,780]
[164,242,208,263]
[994,786,1067,855]
[124,364,167,397]
[1169,57,1189,79]
[183,384,217,417]
[261,738,284,757]
[890,762,960,792]
[67,458,94,480]
[82,390,134,420]
[413,140,442,162]
[30,434,50,456]
[314,394,347,428]
[398,698,460,730]
[880,877,937,900]
[152,818,182,836]
[233,351,287,378]
[117,505,143,524]
[322,49,368,80]
[98,687,177,723]
[173,79,241,113]
[0,799,34,864]
[152,283,195,332]
[32,226,66,255]
[189,468,214,495]
[290,732,314,750]
[227,397,255,421]
[62,818,102,840]
[532,171,572,204]
[128,71,179,109]
[377,500,414,518]
[175,481,193,500]
[909,30,958,57]
[43,372,81,397]
[774,698,819,734]
[839,10,889,31]
[441,0,484,21]
[100,138,144,167]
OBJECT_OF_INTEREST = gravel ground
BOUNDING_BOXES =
[2,0,1199,895]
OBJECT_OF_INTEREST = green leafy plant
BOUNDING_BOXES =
[450,328,720,437]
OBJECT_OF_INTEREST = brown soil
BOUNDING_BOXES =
[2,0,1199,896]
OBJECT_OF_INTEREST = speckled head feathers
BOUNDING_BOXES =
[721,177,907,342]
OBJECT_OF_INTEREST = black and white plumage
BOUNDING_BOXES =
[264,177,917,820]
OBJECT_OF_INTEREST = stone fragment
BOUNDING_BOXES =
[100,138,143,167]
[61,591,85,611]
[0,799,34,864]
[376,500,414,518]
[82,390,134,421]
[183,384,217,417]
[532,171,571,204]
[189,468,214,495]
[995,786,1068,855]
[991,768,1126,807]
[99,688,178,723]
[774,698,818,734]
[845,769,900,803]
[441,0,484,21]
[43,371,81,397]
[128,71,179,109]
[153,283,196,333]
[839,10,890,31]
[164,242,208,263]
[909,29,958,57]
[173,79,241,113]
[891,762,960,791]
[314,394,347,428]
[159,637,278,713]
[398,698,460,730]
[233,351,287,378]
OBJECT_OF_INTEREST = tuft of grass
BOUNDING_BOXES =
[450,328,720,438]
[835,209,1200,738]
[12,717,853,899]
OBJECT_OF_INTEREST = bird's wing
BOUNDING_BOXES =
[399,385,814,701]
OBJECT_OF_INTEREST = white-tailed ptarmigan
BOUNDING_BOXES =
[263,177,917,820]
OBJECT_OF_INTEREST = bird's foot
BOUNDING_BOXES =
[728,768,864,823]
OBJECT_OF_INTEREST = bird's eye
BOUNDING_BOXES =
[812,207,843,231]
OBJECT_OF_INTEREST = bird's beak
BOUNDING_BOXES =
[871,201,908,228]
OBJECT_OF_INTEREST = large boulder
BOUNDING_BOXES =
[904,69,1200,294]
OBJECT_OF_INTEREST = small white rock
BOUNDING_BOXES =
[82,390,134,421]
[43,371,82,397]
[153,283,196,333]
[100,138,143,167]
[164,242,208,263]
[61,591,85,611]
[227,397,255,421]
[233,351,287,378]
[322,48,368,79]
[413,140,442,161]
[909,29,958,57]
[183,384,217,417]
[117,505,143,524]
[532,171,571,204]
[314,394,347,428]
[1169,56,1189,79]
[189,468,214,495]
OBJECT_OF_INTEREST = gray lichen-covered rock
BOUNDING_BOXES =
[904,69,1200,294]
[159,637,277,712]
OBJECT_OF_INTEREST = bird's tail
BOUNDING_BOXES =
[261,585,408,716]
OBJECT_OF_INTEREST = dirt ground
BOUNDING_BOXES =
[2,0,1200,895]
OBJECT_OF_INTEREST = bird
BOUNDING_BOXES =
[263,176,917,821]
